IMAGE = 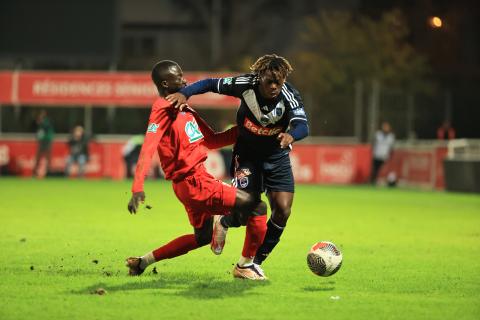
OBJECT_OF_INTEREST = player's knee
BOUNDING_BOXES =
[252,201,267,216]
[278,205,292,218]
[271,194,292,217]
[195,231,212,247]
[235,189,260,209]
[272,204,291,226]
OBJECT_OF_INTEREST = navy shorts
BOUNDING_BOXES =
[232,151,295,195]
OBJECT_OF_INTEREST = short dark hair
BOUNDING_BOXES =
[151,60,179,89]
[250,54,293,79]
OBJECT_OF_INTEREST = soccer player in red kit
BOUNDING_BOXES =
[126,60,268,280]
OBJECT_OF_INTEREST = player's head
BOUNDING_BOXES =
[151,60,187,97]
[36,109,47,123]
[250,54,293,99]
[381,121,392,133]
[72,125,84,139]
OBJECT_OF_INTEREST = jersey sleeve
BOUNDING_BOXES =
[215,74,254,98]
[203,126,239,149]
[179,79,218,98]
[187,107,238,149]
[131,104,172,193]
[283,82,309,141]
[179,74,253,100]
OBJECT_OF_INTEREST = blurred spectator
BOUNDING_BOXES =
[0,145,9,175]
[437,121,456,140]
[386,171,398,187]
[371,121,395,184]
[122,135,144,178]
[33,109,54,177]
[65,125,89,177]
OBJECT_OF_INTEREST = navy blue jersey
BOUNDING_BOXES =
[213,73,308,157]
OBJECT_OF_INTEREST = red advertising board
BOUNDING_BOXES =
[0,138,448,188]
[0,71,240,108]
[291,145,371,184]
[0,139,122,178]
[0,138,226,180]
[0,72,13,103]
[379,147,447,189]
[0,139,373,184]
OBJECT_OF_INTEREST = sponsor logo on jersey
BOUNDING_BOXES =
[185,120,204,143]
[293,108,306,116]
[147,123,159,133]
[244,118,282,136]
[222,77,233,85]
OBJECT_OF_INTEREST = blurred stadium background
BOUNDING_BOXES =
[1,2,480,320]
[0,0,479,192]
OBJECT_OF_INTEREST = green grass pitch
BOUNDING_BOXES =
[0,178,479,320]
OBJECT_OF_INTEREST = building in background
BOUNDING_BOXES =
[0,0,478,139]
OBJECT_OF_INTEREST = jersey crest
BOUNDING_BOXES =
[260,101,285,126]
[185,120,204,143]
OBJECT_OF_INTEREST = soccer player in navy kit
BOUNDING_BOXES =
[167,54,309,276]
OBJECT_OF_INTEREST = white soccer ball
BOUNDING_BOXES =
[307,241,343,277]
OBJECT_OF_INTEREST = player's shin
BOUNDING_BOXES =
[253,218,285,265]
[152,234,199,262]
[239,214,267,266]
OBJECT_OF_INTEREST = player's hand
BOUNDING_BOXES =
[166,93,188,110]
[277,132,294,149]
[128,191,146,214]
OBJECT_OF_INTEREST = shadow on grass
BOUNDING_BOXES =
[76,272,270,300]
[302,280,336,292]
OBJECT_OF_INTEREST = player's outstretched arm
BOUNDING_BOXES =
[166,79,219,108]
[203,126,239,149]
[128,191,145,214]
[129,103,171,214]
[188,108,238,149]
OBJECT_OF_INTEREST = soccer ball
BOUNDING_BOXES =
[307,241,342,277]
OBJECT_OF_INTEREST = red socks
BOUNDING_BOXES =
[153,234,199,261]
[242,215,267,258]
[151,215,267,262]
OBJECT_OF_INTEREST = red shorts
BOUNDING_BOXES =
[172,167,237,228]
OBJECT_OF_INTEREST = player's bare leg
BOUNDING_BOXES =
[126,230,209,276]
[210,189,262,255]
[253,191,293,265]
[211,215,227,255]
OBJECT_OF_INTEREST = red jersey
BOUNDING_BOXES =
[132,98,238,193]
